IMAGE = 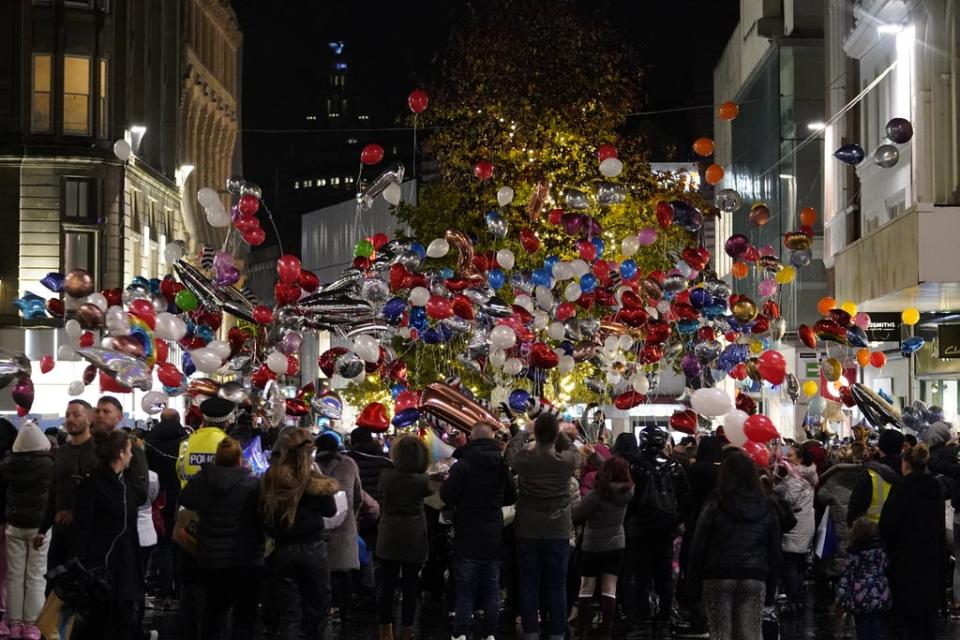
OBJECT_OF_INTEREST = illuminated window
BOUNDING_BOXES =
[31,54,52,132]
[98,59,108,138]
[318,178,327,186]
[331,177,340,186]
[304,180,313,188]
[294,181,300,189]
[63,178,96,221]
[63,55,91,135]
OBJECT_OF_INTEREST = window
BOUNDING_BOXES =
[63,55,91,135]
[63,229,97,282]
[318,178,327,186]
[98,59,108,138]
[303,180,313,188]
[63,178,96,221]
[294,181,300,189]
[331,177,340,186]
[31,54,52,132]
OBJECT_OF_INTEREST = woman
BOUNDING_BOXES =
[879,443,945,639]
[573,456,634,640]
[73,431,142,640]
[689,449,781,640]
[315,433,362,620]
[261,428,340,640]
[179,437,264,640]
[376,434,434,640]
[773,462,814,611]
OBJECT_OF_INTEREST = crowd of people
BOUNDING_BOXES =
[0,397,956,640]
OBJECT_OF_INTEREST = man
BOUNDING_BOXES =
[441,423,516,640]
[346,427,393,505]
[848,428,904,526]
[176,399,231,486]
[146,408,188,607]
[505,414,579,640]
[95,396,148,503]
[44,400,98,571]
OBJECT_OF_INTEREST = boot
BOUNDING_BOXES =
[599,595,616,640]
[399,626,415,640]
[379,624,394,640]
[577,597,593,639]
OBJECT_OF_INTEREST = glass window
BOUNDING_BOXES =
[31,54,52,133]
[63,230,95,279]
[63,55,91,135]
[63,178,96,221]
[294,181,299,189]
[331,177,340,186]
[98,59,108,138]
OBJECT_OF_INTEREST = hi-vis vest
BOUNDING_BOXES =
[177,426,227,486]
[866,469,893,523]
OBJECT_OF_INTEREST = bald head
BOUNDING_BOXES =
[472,423,495,440]
[160,408,181,423]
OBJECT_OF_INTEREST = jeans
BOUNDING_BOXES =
[781,551,805,601]
[453,557,501,637]
[627,529,675,620]
[200,566,262,640]
[5,525,47,624]
[953,520,960,605]
[854,612,890,640]
[516,538,569,638]
[702,578,765,640]
[378,560,422,627]
[273,540,331,640]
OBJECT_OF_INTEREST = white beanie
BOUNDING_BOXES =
[13,421,51,453]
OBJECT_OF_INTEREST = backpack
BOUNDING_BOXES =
[631,457,680,529]
[836,547,891,614]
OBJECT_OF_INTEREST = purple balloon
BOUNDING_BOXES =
[580,216,603,238]
[213,251,234,271]
[561,213,585,236]
[638,228,658,245]
[280,331,303,355]
[12,377,34,411]
[213,266,241,287]
[681,353,702,379]
[724,234,751,260]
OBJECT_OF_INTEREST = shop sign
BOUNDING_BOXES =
[938,324,960,358]
[866,313,901,343]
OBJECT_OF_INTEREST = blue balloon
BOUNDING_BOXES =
[676,319,700,334]
[834,143,865,166]
[383,298,407,322]
[580,273,598,293]
[439,267,455,280]
[620,259,637,280]
[40,272,64,293]
[488,268,505,290]
[901,336,925,357]
[392,408,421,428]
[485,210,499,223]
[181,352,196,377]
[390,384,407,400]
[148,278,162,295]
[409,306,428,331]
[508,389,531,413]
[544,255,559,273]
[559,340,574,356]
[131,276,150,288]
[195,325,215,343]
[409,242,426,258]
[591,237,605,259]
[420,328,443,344]
[14,292,47,319]
[532,268,552,287]
[689,288,711,309]
[846,325,869,348]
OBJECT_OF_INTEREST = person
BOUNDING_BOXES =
[45,400,98,572]
[836,518,891,640]
[144,408,187,608]
[0,422,53,640]
[848,429,904,525]
[136,470,159,583]
[785,444,819,488]
[773,461,814,611]
[505,414,579,640]
[347,427,394,506]
[0,418,20,632]
[815,455,864,581]
[688,449,781,640]
[440,423,516,640]
[94,396,148,504]
[73,430,144,640]
[261,428,340,640]
[879,443,945,639]
[315,432,363,621]
[573,456,634,640]
[377,434,435,640]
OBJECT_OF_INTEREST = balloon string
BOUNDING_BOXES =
[412,114,418,182]
[259,200,284,256]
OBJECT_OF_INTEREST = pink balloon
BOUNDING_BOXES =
[758,278,778,298]
[854,312,871,330]
[638,228,658,246]
[758,244,776,257]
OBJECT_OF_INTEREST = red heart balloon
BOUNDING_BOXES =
[644,319,671,343]
[547,208,564,225]
[46,298,65,317]
[426,295,453,320]
[744,414,778,442]
[669,409,698,434]
[386,359,408,382]
[82,364,97,385]
[615,391,646,410]
[356,402,390,431]
[736,392,757,414]
[252,305,273,325]
[79,331,95,348]
[519,228,541,254]
[619,306,648,327]
[286,354,300,376]
[756,350,786,385]
[318,347,348,378]
[285,399,310,417]
[452,295,475,320]
[655,201,673,229]
[751,317,770,335]
[621,290,645,309]
[528,342,559,369]
[743,440,770,466]
[395,390,420,412]
[639,344,663,364]
[798,324,817,349]
[511,304,534,326]
[555,302,577,321]
[251,364,276,389]
[99,370,131,394]
[102,288,122,307]
[40,355,55,374]
[228,327,249,354]
[274,283,301,306]
[157,363,183,388]
[681,246,710,271]
[389,264,409,291]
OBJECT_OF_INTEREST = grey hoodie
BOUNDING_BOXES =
[573,481,635,552]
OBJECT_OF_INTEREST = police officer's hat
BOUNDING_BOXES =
[200,397,237,426]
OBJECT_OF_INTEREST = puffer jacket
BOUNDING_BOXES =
[0,451,54,529]
[775,473,815,553]
[178,463,265,569]
[688,492,781,604]
[347,442,394,505]
[573,481,634,552]
[816,463,863,577]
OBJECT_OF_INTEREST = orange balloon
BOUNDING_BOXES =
[704,164,725,186]
[718,101,740,121]
[800,207,817,227]
[692,137,714,157]
[869,351,886,368]
[856,348,870,367]
[731,261,748,279]
[817,296,836,316]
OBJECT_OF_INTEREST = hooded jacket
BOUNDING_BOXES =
[0,450,54,529]
[263,473,339,547]
[573,481,634,552]
[774,472,815,554]
[847,457,902,526]
[816,462,864,577]
[346,441,394,505]
[440,438,517,559]
[506,431,580,540]
[178,463,264,569]
[146,417,188,500]
[688,492,781,604]
[836,533,891,614]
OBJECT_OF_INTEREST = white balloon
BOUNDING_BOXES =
[513,294,534,313]
[197,187,220,208]
[163,243,184,264]
[690,387,733,418]
[532,310,549,330]
[503,357,523,376]
[535,285,554,310]
[208,339,232,361]
[105,306,127,327]
[154,312,187,341]
[383,182,403,206]
[266,350,289,375]
[603,336,620,352]
[496,249,515,270]
[497,186,515,207]
[192,348,223,374]
[618,335,635,351]
[552,261,573,281]
[64,319,82,341]
[85,293,108,312]
[558,355,575,374]
[57,345,76,360]
[547,321,566,341]
[141,390,170,415]
[631,373,650,394]
[107,322,131,338]
[489,349,507,369]
[645,305,659,320]
[68,380,85,396]
[426,238,449,259]
[353,334,381,364]
[205,204,231,228]
[723,410,750,447]
[570,259,590,278]
[599,157,623,177]
[113,139,131,161]
[408,286,430,307]
[100,337,115,349]
[605,370,622,385]
[490,325,517,350]
[564,281,582,302]
[621,235,640,257]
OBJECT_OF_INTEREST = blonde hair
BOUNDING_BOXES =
[260,428,317,529]
[902,442,930,471]
[215,437,242,467]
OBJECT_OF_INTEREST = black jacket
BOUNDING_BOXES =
[688,492,781,605]
[625,453,691,535]
[847,457,902,525]
[347,442,394,504]
[879,470,946,614]
[179,463,264,569]
[146,418,187,499]
[0,420,20,525]
[263,473,339,546]
[688,437,723,530]
[440,438,516,559]
[0,452,54,529]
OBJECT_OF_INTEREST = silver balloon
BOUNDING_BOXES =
[258,380,286,428]
[703,278,732,299]
[122,285,150,305]
[0,350,32,390]
[218,381,251,404]
[343,320,396,338]
[694,340,722,362]
[442,317,471,333]
[316,271,363,297]
[486,214,508,240]
[227,355,252,371]
[335,351,365,378]
[463,287,493,306]
[563,188,591,210]
[396,250,423,270]
[790,250,812,268]
[770,318,787,342]
[361,278,390,303]
[226,175,245,195]
[564,319,583,341]
[240,182,262,199]
[715,188,743,214]
[579,318,601,336]
[874,144,900,168]
[662,274,688,294]
[596,182,626,207]
[482,297,513,318]
[585,377,605,394]
[358,162,405,211]
[76,347,151,391]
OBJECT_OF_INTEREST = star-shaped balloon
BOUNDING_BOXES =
[14,292,48,320]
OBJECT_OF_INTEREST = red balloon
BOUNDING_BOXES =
[233,214,260,234]
[744,414,778,442]
[408,89,429,114]
[356,402,390,431]
[79,331,95,348]
[298,270,320,293]
[82,364,96,385]
[102,288,123,308]
[597,144,618,162]
[157,362,183,388]
[194,308,222,332]
[251,364,276,389]
[99,370,131,394]
[451,295,475,320]
[370,233,389,249]
[655,201,673,229]
[869,351,887,368]
[555,302,576,321]
[426,295,453,320]
[318,347,349,378]
[40,355,55,374]
[743,440,770,467]
[360,143,384,165]
[757,350,786,385]
[577,239,597,262]
[519,228,541,254]
[669,409,698,434]
[614,391,646,410]
[274,282,301,305]
[529,342,559,369]
[473,160,494,181]
[243,226,266,246]
[155,339,168,363]
[385,359,408,382]
[547,208,564,225]
[237,194,260,216]
[286,354,300,376]
[285,399,310,417]
[252,305,273,325]
[736,392,757,414]
[276,254,302,284]
[46,298,65,317]
[15,407,27,418]
[395,390,420,412]
[798,324,816,349]
[128,298,156,329]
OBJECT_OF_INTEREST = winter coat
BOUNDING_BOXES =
[688,437,723,530]
[879,470,946,615]
[775,473,815,553]
[848,457,902,526]
[688,492,781,605]
[0,451,54,529]
[624,453,691,536]
[836,534,891,614]
[573,482,634,552]
[179,463,264,569]
[816,463,862,577]
[376,468,433,563]
[439,438,517,560]
[47,439,97,518]
[347,442,394,505]
[73,468,143,602]
[263,473,339,546]
[145,417,187,524]
[506,432,580,540]
[137,471,159,547]
[0,420,19,525]
[316,451,363,570]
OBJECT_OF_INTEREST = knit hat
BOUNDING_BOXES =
[13,421,51,453]
[923,421,953,448]
[878,428,905,456]
[350,426,373,445]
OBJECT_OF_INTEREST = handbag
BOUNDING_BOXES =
[36,593,80,640]
[45,558,112,620]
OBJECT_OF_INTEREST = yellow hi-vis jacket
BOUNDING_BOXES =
[866,468,893,523]
[176,426,228,486]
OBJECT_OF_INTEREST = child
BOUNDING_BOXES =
[836,517,891,639]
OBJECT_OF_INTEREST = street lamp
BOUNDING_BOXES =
[129,124,147,152]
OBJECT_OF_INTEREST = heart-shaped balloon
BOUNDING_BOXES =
[519,228,541,254]
[356,402,390,431]
[681,246,710,271]
[744,414,778,442]
[669,409,698,434]
[529,342,559,369]
[615,391,646,410]
[318,347,349,378]
[798,324,817,349]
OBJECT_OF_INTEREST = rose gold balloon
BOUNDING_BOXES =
[748,203,770,226]
[444,230,479,278]
[63,269,94,299]
[111,335,145,358]
[418,382,499,433]
[77,303,105,329]
[188,378,220,397]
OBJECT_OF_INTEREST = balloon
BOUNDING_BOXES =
[38,354,55,374]
[874,144,899,168]
[743,440,770,467]
[724,234,750,260]
[353,335,381,364]
[757,350,786,385]
[426,238,450,258]
[12,377,34,412]
[360,143,384,165]
[485,211,508,239]
[141,390,169,415]
[382,181,403,206]
[834,143,865,165]
[704,164,724,185]
[599,157,623,177]
[276,254,302,284]
[802,380,818,398]
[474,160,494,181]
[426,295,453,319]
[488,269,505,290]
[40,272,65,293]
[76,347,151,391]
[744,414,777,442]
[419,382,499,432]
[669,409,698,435]
[691,387,733,418]
[497,186,515,207]
[597,144,618,161]
[718,101,739,120]
[749,203,770,226]
[356,402,390,431]
[496,249,515,270]
[775,266,796,284]
[730,262,748,279]
[175,289,199,312]
[870,351,887,368]
[409,286,430,307]
[490,325,516,350]
[267,350,289,375]
[63,269,94,298]
[851,383,901,428]
[408,88,429,114]
[901,307,920,325]
[693,137,714,156]
[113,139,131,161]
[68,380,85,396]
[445,230,478,277]
[190,348,221,374]
[885,117,913,143]
[901,336,925,357]
[638,228,657,245]
[519,228,541,254]
[817,297,836,315]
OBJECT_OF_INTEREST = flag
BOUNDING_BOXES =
[815,508,839,559]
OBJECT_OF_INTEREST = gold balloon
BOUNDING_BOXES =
[749,203,770,226]
[732,297,758,322]
[745,357,762,383]
[77,303,105,329]
[821,357,842,382]
[784,232,812,251]
[63,269,94,299]
[189,378,220,397]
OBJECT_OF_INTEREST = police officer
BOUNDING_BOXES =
[847,428,904,525]
[177,398,234,486]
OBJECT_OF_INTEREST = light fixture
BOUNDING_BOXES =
[807,122,826,131]
[129,125,147,152]
[878,23,904,34]
[176,164,194,189]
[778,174,794,179]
